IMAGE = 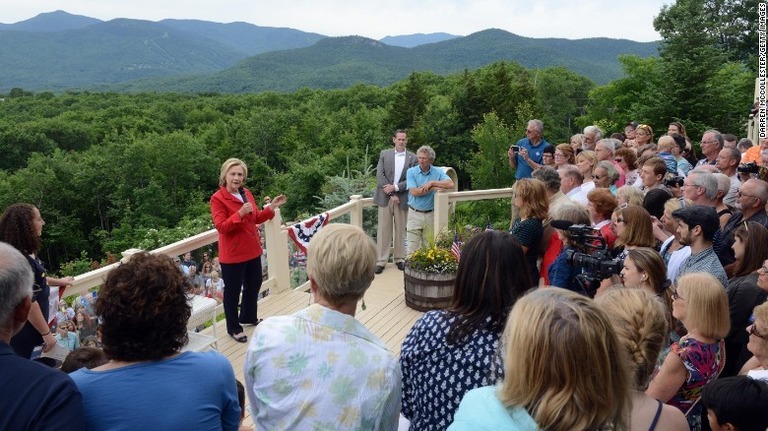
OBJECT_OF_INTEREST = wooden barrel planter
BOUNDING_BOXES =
[403,266,456,312]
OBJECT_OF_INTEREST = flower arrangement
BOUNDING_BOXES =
[406,244,458,274]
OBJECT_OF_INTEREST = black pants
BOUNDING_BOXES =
[221,257,263,336]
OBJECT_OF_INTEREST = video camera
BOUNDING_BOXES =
[664,176,684,188]
[553,222,623,297]
[738,162,761,174]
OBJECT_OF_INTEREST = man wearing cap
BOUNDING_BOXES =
[406,145,454,254]
[0,242,85,430]
[672,205,728,287]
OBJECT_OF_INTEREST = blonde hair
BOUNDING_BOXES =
[753,302,768,352]
[576,150,598,175]
[596,287,668,390]
[515,178,549,220]
[306,224,376,306]
[676,273,730,339]
[657,135,676,152]
[219,158,248,186]
[617,185,644,207]
[499,288,630,431]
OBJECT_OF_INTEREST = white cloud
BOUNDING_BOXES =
[1,0,670,41]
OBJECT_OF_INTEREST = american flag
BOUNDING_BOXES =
[451,231,462,262]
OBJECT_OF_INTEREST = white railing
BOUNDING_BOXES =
[63,185,515,300]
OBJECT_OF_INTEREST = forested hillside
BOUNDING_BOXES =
[0,62,593,273]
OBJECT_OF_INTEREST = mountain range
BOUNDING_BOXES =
[0,11,659,93]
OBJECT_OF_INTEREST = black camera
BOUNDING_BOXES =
[664,176,684,188]
[560,224,623,297]
[738,162,760,174]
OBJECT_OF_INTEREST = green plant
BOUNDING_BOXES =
[405,232,459,274]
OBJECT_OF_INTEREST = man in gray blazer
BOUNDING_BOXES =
[373,130,418,274]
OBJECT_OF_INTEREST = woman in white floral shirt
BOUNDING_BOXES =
[244,224,401,430]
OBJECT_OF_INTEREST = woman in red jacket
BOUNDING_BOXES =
[210,158,286,343]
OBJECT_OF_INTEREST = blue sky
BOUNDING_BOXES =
[2,0,671,41]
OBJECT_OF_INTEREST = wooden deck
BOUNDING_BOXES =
[203,262,423,428]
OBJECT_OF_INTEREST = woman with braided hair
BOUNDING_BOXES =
[595,288,688,431]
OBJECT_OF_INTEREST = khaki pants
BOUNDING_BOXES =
[376,201,408,266]
[406,209,434,255]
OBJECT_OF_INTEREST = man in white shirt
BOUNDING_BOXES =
[559,164,588,205]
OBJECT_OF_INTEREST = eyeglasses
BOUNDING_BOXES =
[749,323,767,339]
[671,289,685,301]
[737,190,758,200]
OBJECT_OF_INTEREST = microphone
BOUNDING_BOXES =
[237,186,249,205]
[550,220,574,230]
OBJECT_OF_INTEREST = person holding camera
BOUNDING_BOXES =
[548,204,591,294]
[507,119,550,180]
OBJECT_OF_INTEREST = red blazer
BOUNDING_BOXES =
[210,186,275,264]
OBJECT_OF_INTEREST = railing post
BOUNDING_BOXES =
[433,191,450,239]
[265,209,290,294]
[349,194,363,229]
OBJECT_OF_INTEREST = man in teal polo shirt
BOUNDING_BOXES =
[406,145,454,254]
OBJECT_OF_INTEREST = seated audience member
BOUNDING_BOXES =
[205,270,224,302]
[187,265,204,295]
[658,198,692,282]
[592,160,620,194]
[70,252,240,430]
[449,288,629,431]
[244,224,400,430]
[510,178,548,287]
[81,335,100,348]
[701,376,768,431]
[401,231,530,430]
[741,300,768,379]
[617,184,645,207]
[61,346,108,374]
[75,310,96,341]
[587,188,618,249]
[672,205,729,287]
[0,241,85,430]
[548,204,592,295]
[712,173,733,229]
[647,273,730,431]
[55,320,80,350]
[595,288,688,431]
[722,222,768,377]
[615,148,639,186]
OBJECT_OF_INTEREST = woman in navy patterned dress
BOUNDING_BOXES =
[399,230,531,430]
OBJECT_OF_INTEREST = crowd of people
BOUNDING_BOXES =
[3,121,768,431]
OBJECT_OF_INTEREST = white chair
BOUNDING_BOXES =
[182,294,219,352]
